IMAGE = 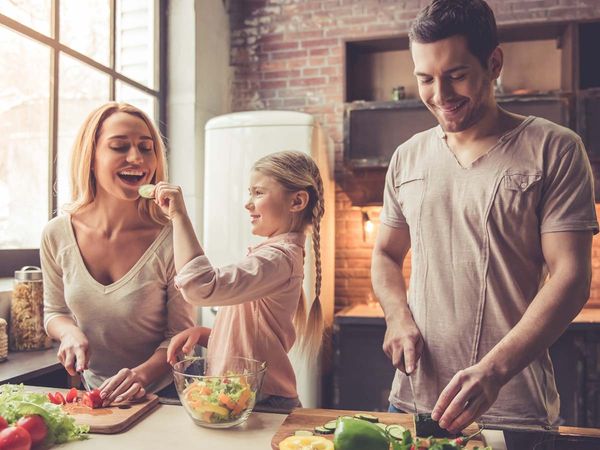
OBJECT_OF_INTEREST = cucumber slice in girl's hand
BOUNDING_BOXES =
[138,184,155,199]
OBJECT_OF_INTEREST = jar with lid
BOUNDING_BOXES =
[9,266,53,351]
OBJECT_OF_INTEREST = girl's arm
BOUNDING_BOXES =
[175,244,297,307]
[153,182,204,271]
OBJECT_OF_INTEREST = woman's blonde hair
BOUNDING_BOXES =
[252,150,325,356]
[63,102,168,225]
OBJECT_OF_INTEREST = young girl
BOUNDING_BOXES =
[154,150,325,409]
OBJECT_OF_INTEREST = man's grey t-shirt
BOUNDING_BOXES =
[381,116,598,425]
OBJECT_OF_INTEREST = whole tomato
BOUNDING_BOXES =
[0,426,32,450]
[0,416,7,431]
[16,415,47,446]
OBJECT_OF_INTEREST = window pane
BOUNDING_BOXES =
[60,0,109,66]
[57,53,110,210]
[0,26,50,249]
[0,0,51,36]
[116,0,155,88]
[115,81,156,121]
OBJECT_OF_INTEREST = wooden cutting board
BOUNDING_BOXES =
[271,408,485,449]
[60,391,160,434]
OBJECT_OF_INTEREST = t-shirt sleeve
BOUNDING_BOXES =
[540,139,599,234]
[174,245,295,307]
[41,225,72,332]
[381,149,408,228]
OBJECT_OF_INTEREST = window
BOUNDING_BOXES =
[0,0,165,276]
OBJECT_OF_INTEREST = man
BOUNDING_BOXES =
[371,0,598,433]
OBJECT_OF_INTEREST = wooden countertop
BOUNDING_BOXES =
[336,303,600,325]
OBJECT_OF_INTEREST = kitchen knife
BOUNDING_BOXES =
[78,370,91,392]
[407,373,418,415]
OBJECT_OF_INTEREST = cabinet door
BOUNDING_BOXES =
[332,320,395,411]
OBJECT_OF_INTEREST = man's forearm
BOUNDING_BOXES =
[372,248,412,324]
[481,271,589,384]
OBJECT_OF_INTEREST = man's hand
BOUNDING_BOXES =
[383,317,423,374]
[431,362,504,434]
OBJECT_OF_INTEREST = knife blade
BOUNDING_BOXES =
[78,370,91,392]
[407,373,418,415]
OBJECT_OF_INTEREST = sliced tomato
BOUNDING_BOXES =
[53,392,66,405]
[47,393,61,405]
[65,387,78,403]
[0,416,7,431]
[81,389,103,409]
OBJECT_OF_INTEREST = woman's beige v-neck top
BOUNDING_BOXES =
[381,116,598,425]
[41,214,196,392]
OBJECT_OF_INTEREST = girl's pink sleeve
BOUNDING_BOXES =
[174,245,296,306]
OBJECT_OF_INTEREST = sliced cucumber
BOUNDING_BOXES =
[294,430,314,437]
[323,420,337,431]
[386,424,407,440]
[354,413,379,423]
[314,426,333,435]
[376,423,388,431]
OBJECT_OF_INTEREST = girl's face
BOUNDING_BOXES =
[245,171,296,238]
[93,112,157,202]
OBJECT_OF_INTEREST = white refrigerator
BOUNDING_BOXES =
[202,111,335,408]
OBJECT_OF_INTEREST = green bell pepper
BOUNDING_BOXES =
[333,417,390,450]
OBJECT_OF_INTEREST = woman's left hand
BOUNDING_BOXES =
[99,368,146,406]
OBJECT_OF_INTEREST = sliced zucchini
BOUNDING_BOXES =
[314,426,333,435]
[353,413,379,423]
[376,423,388,431]
[386,424,407,440]
[294,430,314,437]
[323,420,337,431]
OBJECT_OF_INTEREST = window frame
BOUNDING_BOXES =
[0,0,167,277]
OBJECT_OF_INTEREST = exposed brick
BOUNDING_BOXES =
[230,0,600,309]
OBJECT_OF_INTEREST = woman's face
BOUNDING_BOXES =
[93,112,157,202]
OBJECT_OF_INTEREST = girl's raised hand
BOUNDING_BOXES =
[166,326,211,365]
[153,182,188,220]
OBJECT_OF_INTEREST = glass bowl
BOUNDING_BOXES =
[173,355,266,428]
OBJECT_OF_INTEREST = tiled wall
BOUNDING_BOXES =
[229,0,600,310]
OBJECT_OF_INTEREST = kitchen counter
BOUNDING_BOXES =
[0,345,61,384]
[53,404,287,450]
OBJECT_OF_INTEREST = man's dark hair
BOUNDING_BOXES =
[409,0,499,68]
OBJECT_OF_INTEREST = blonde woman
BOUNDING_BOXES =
[156,151,325,411]
[42,102,195,405]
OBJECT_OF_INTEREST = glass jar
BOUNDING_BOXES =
[9,266,53,351]
[0,318,7,361]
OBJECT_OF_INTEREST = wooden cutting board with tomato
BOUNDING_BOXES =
[47,388,159,434]
[271,408,485,449]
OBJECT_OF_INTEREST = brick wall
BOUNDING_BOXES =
[229,0,600,310]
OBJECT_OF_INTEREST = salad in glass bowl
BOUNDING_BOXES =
[173,356,266,428]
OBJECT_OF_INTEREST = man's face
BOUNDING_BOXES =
[411,35,500,133]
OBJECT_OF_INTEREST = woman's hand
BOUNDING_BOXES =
[166,326,211,365]
[99,368,146,406]
[153,182,188,220]
[57,327,90,376]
